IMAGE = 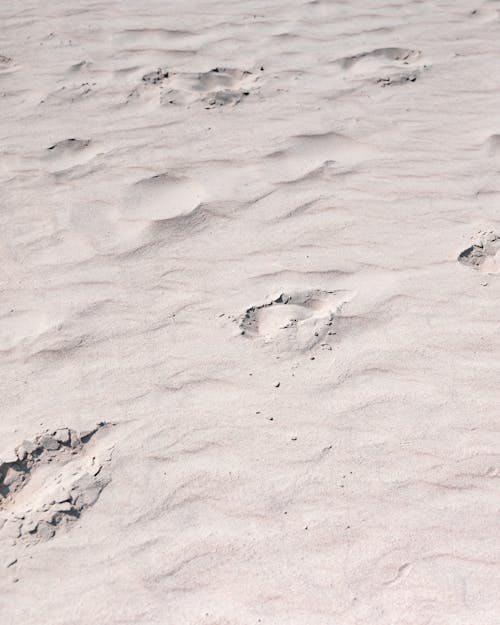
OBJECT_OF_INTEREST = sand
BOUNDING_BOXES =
[1,0,499,623]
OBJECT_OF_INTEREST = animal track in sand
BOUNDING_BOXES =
[240,289,354,351]
[0,423,114,546]
[130,66,258,108]
[458,231,500,274]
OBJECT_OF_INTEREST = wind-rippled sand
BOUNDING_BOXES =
[1,1,499,623]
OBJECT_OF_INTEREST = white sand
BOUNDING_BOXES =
[1,0,500,623]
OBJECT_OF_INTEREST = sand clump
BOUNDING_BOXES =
[0,424,114,548]
[458,231,500,274]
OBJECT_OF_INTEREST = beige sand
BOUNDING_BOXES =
[1,0,500,623]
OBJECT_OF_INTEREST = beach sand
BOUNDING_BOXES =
[1,1,499,623]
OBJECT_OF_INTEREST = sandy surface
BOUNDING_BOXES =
[1,0,500,623]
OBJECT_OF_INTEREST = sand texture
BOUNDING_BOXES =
[1,0,500,623]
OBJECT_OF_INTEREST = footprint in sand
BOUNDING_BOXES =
[130,66,258,108]
[338,47,424,86]
[240,289,354,351]
[0,423,114,546]
[458,231,500,274]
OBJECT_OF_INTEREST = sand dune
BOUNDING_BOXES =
[1,0,500,623]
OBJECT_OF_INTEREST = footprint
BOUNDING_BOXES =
[458,231,500,274]
[0,423,114,546]
[130,66,257,107]
[240,289,354,351]
[176,67,256,108]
